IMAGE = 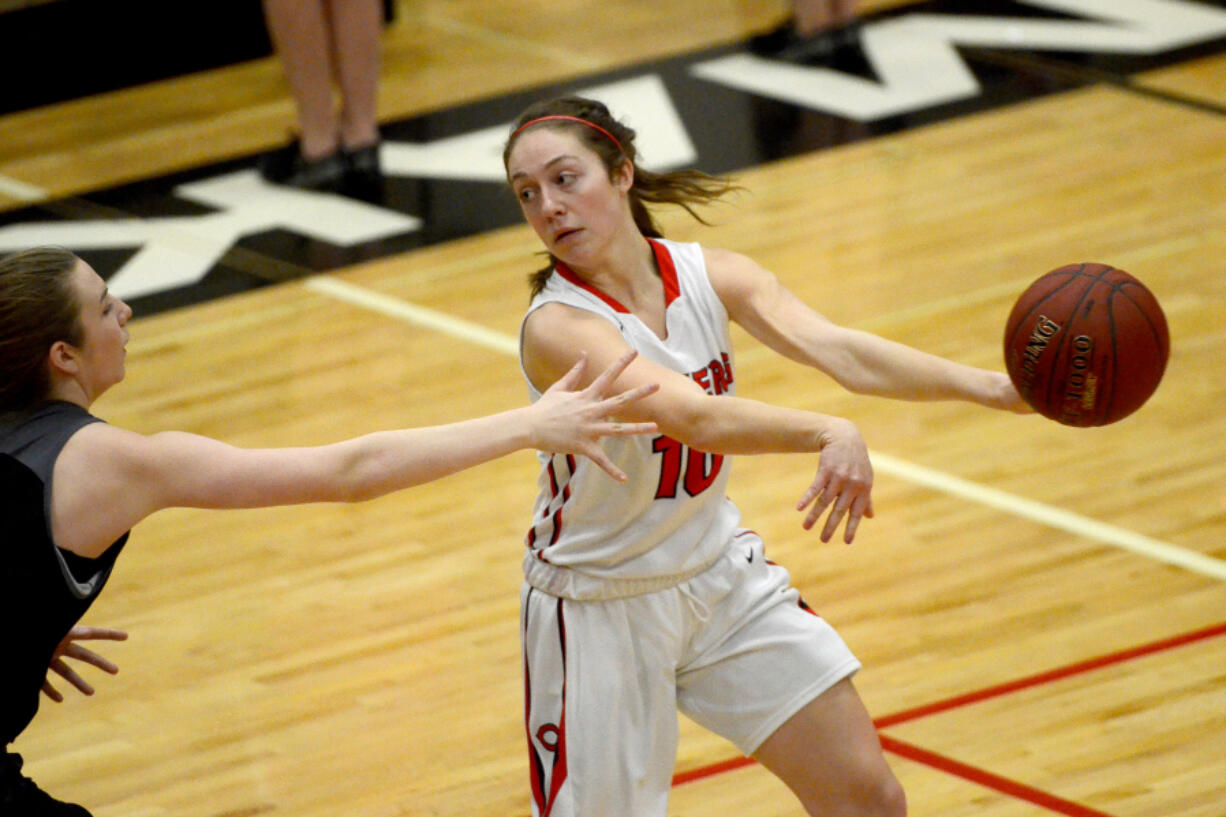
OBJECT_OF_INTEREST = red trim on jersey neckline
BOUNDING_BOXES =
[552,238,680,313]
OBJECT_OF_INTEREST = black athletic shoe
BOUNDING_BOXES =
[747,17,862,63]
[258,140,348,192]
[341,141,384,201]
[1,752,93,816]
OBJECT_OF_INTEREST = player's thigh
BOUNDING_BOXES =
[755,678,906,817]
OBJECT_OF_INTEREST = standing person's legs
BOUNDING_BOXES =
[750,0,860,58]
[754,679,906,817]
[262,0,339,160]
[323,0,382,152]
[793,0,858,37]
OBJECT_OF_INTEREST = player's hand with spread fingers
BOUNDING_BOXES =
[41,626,128,702]
[796,417,874,544]
[529,350,659,482]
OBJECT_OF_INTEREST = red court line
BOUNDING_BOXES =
[874,620,1226,729]
[672,621,1226,800]
[878,735,1115,817]
[672,755,756,786]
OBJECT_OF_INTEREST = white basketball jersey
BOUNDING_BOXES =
[519,238,744,600]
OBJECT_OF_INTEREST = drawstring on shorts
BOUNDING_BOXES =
[678,581,711,623]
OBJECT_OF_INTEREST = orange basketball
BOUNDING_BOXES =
[1003,263,1169,427]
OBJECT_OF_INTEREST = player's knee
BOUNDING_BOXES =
[871,772,908,817]
[800,767,906,817]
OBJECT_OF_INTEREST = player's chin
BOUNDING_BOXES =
[550,229,584,253]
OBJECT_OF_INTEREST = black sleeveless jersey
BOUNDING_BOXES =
[0,402,129,745]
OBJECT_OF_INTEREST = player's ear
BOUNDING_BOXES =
[47,340,80,377]
[613,158,634,193]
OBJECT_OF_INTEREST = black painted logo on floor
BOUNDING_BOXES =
[1,0,1223,316]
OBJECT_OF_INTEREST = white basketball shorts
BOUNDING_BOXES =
[521,531,860,817]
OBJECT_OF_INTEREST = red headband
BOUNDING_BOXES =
[511,115,625,154]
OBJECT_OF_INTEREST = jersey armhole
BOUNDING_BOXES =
[518,300,626,397]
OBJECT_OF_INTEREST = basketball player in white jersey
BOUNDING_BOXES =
[503,96,1030,817]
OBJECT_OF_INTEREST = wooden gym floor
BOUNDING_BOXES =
[2,1,1225,815]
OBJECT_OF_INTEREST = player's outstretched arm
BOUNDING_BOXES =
[52,352,657,558]
[306,348,657,493]
[706,247,1030,412]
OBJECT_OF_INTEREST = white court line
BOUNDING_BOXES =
[871,453,1226,581]
[0,174,49,203]
[307,276,1226,582]
[305,275,519,356]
